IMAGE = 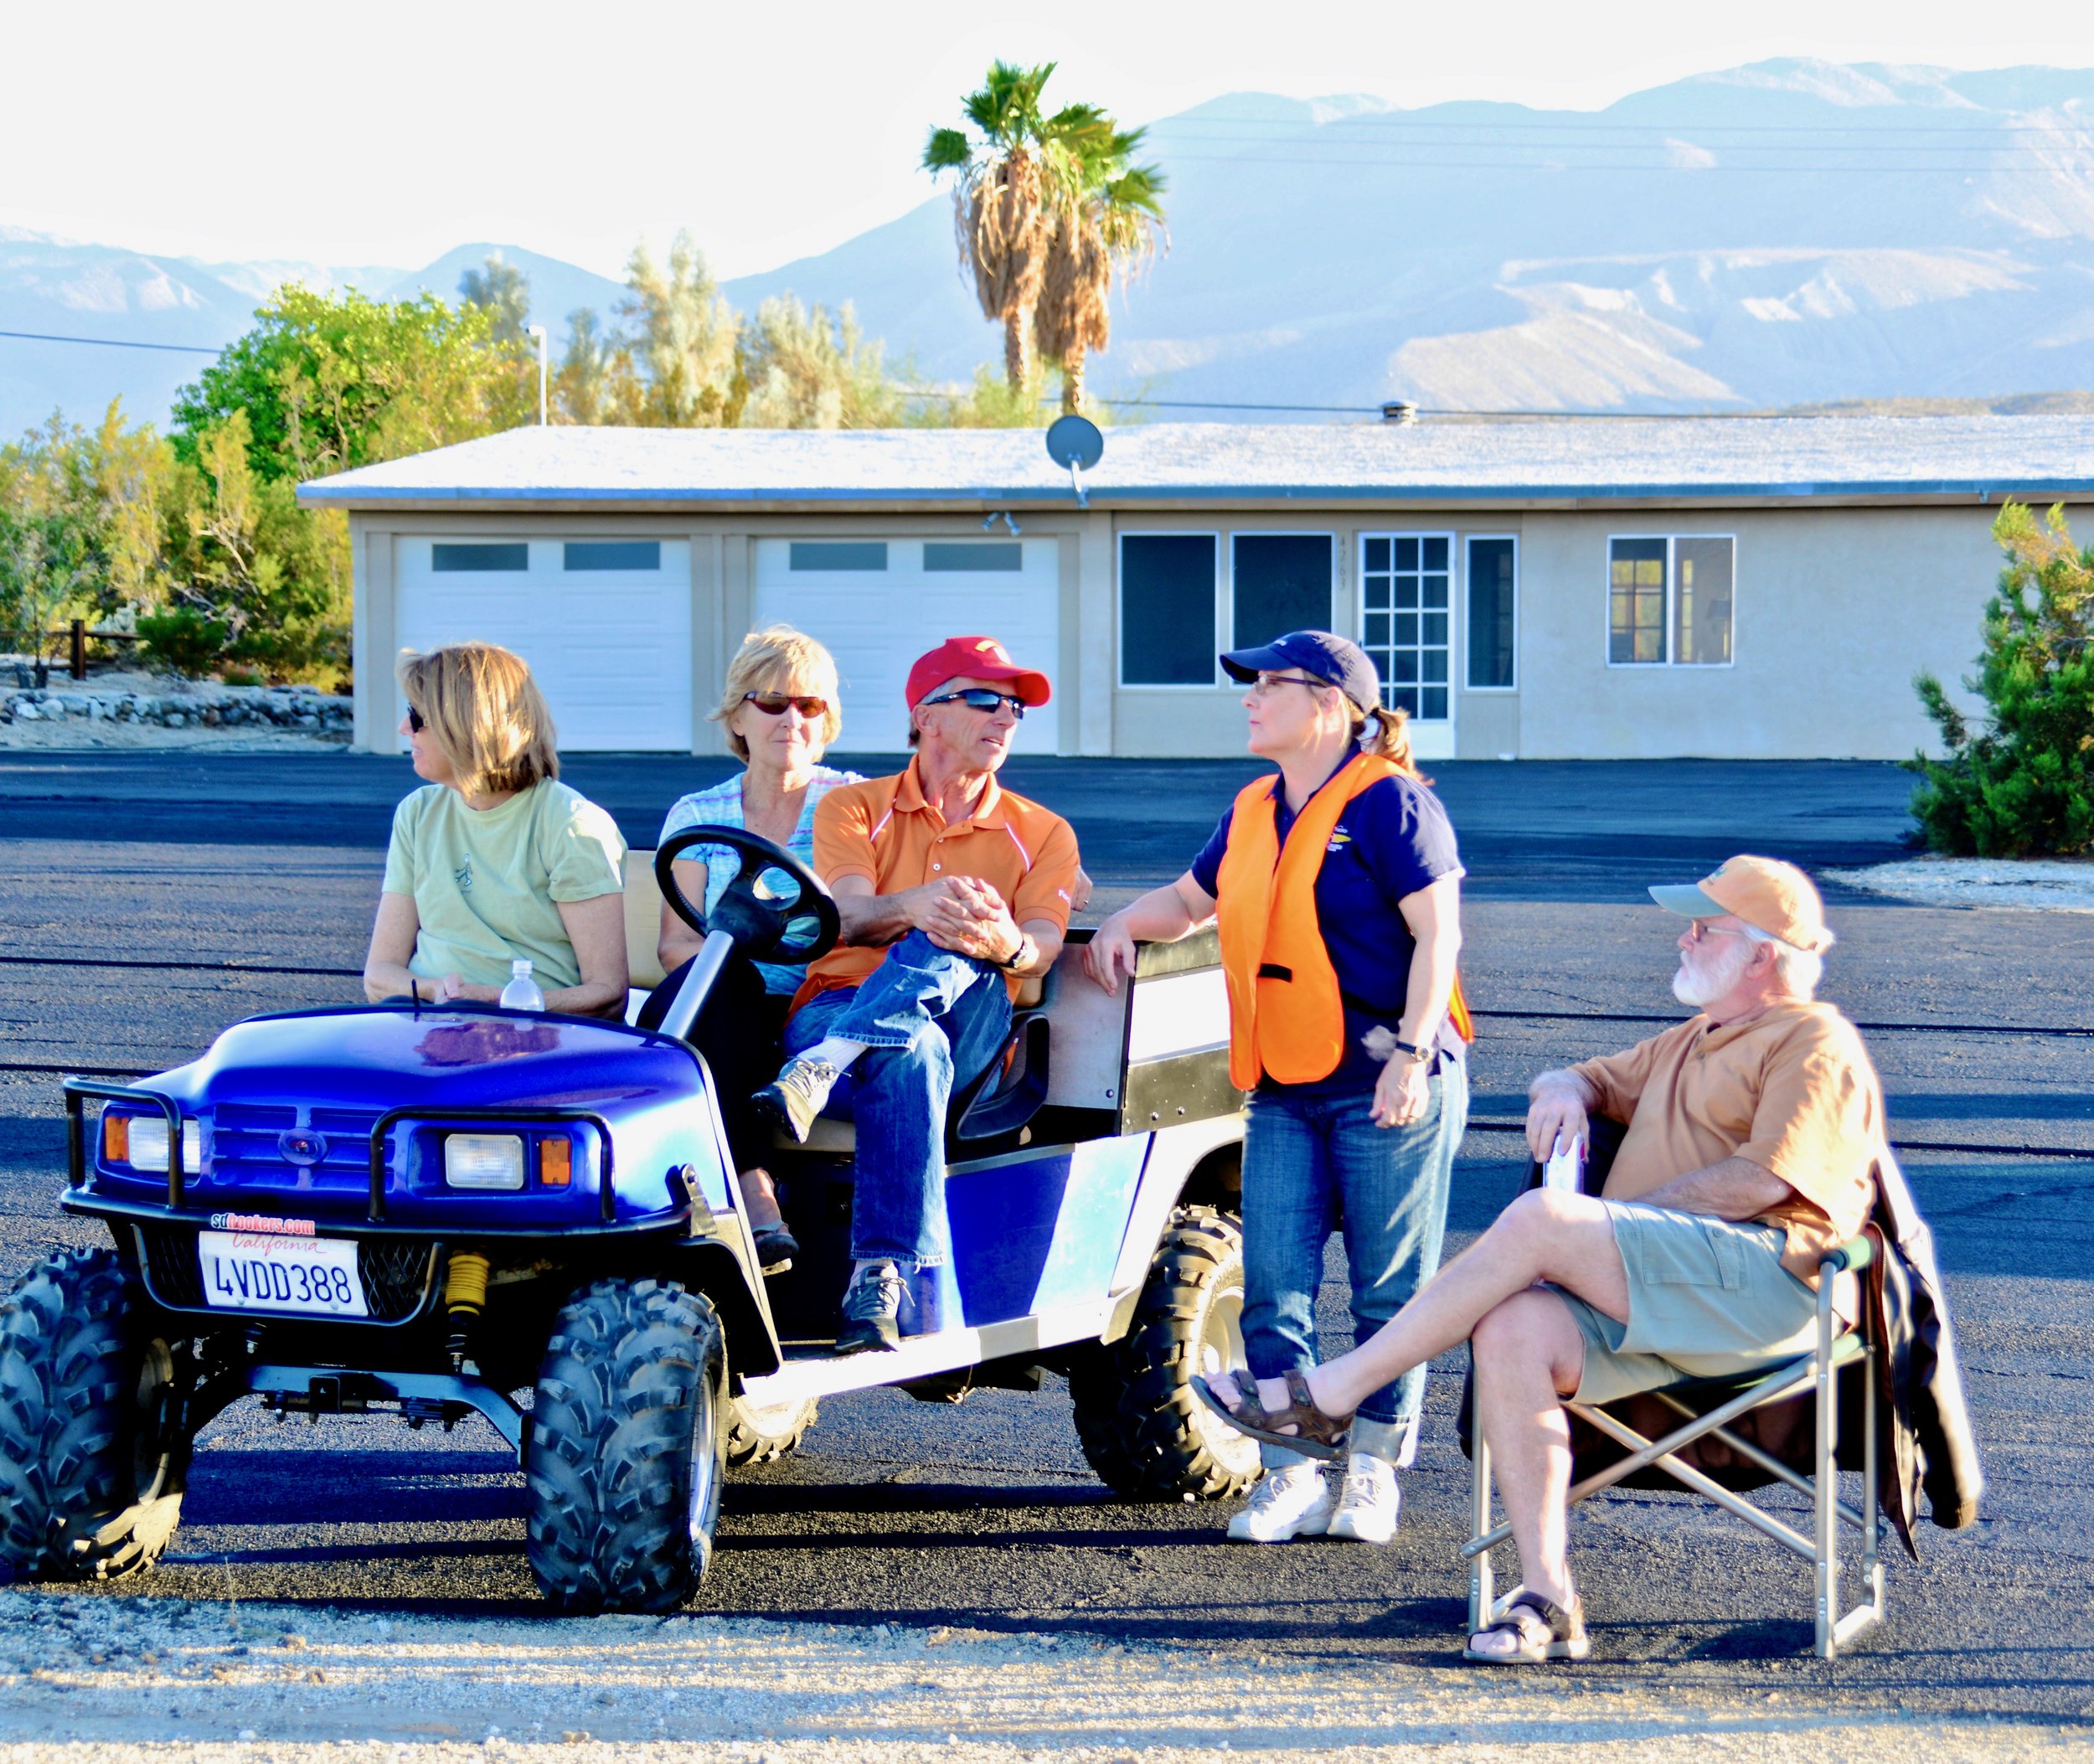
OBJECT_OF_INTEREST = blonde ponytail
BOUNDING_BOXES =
[1354,704,1422,778]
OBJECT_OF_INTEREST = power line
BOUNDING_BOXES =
[1153,116,2094,137]
[0,328,218,355]
[1158,150,2074,174]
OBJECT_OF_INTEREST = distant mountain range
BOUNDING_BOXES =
[0,238,625,439]
[5,57,2093,438]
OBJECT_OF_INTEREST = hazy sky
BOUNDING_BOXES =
[6,0,2091,279]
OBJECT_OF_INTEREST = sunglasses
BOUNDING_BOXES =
[407,705,426,733]
[1684,920,1751,944]
[743,692,829,719]
[924,688,1027,719]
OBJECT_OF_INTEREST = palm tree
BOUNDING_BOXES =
[1036,146,1165,415]
[924,62,1155,397]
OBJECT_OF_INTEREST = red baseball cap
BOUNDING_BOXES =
[905,636,1052,709]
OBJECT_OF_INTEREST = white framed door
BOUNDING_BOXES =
[1358,532,1455,761]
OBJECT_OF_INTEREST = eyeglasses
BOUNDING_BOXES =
[923,688,1027,719]
[1684,920,1751,943]
[1247,672,1328,697]
[742,692,829,720]
[407,706,426,733]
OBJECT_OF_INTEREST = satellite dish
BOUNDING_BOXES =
[1044,414,1104,507]
[1044,414,1105,471]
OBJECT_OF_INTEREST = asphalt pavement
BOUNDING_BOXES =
[1,750,2090,1725]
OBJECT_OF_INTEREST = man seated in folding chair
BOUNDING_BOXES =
[1201,854,1880,1663]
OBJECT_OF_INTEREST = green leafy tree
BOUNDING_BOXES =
[0,415,99,685]
[740,297,903,430]
[85,400,175,617]
[1910,501,2094,854]
[459,250,532,348]
[552,307,634,425]
[154,410,351,679]
[925,60,1142,395]
[616,232,741,426]
[171,285,533,485]
[166,286,529,679]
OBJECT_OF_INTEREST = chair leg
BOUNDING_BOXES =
[1468,1435,1494,1634]
[1861,1344,1884,1617]
[1815,1282,1840,1659]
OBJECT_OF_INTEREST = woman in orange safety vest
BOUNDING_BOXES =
[1086,631,1468,1547]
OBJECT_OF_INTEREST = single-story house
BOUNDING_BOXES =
[297,417,2094,761]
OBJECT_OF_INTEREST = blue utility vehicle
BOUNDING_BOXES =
[0,829,1251,1609]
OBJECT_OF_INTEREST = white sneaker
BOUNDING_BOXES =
[1326,1451,1400,1544]
[1225,1463,1333,1543]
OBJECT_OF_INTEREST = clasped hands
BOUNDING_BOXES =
[908,874,1024,965]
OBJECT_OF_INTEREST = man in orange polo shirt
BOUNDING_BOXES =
[751,637,1081,1352]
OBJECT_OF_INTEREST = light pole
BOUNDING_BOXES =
[526,325,548,426]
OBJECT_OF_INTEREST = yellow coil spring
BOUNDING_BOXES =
[443,1251,490,1316]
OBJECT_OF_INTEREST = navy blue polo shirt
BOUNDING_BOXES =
[1191,755,1465,1096]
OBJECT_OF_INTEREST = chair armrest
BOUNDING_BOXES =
[1819,1235,1875,1277]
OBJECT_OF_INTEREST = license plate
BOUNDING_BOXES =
[198,1230,369,1318]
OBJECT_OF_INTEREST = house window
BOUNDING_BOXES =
[1466,537,1517,690]
[564,541,660,571]
[789,542,887,571]
[1608,536,1734,666]
[1360,534,1451,722]
[1120,534,1218,686]
[431,543,527,572]
[924,541,1022,572]
[1231,534,1333,649]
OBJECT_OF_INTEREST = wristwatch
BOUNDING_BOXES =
[997,933,1033,972]
[1393,1037,1431,1065]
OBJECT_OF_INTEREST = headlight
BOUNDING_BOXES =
[116,1114,201,1173]
[444,1133,525,1190]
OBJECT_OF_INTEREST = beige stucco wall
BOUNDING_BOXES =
[345,496,2089,764]
[1513,503,2083,761]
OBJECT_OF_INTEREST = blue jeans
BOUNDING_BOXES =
[1240,1060,1467,1469]
[783,929,1013,1270]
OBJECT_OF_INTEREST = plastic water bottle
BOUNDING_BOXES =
[499,959,545,1012]
[1542,1132,1585,1193]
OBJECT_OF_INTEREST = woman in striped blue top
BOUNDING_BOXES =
[650,627,863,1271]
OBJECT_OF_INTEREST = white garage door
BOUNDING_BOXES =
[394,539,692,751]
[753,538,1060,755]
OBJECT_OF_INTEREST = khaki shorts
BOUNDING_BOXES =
[1549,1201,1820,1407]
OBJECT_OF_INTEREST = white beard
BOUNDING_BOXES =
[1673,939,1752,1008]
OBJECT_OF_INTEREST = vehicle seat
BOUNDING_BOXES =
[624,849,668,1022]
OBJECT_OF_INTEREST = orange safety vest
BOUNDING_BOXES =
[1215,751,1474,1091]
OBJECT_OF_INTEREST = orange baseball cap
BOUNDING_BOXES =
[905,636,1051,709]
[1648,854,1835,954]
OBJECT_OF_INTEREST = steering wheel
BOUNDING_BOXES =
[654,824,840,967]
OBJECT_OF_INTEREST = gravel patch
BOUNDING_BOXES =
[0,1592,2076,1761]
[1823,858,2094,912]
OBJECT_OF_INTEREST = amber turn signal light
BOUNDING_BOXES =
[539,1136,572,1187]
[103,1113,129,1163]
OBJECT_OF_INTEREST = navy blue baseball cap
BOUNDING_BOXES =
[1220,630,1383,716]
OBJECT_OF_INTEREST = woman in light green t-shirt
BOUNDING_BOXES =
[362,643,627,1019]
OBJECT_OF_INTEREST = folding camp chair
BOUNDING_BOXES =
[1462,1233,1886,1660]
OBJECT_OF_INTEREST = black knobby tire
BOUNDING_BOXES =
[1066,1204,1261,1501]
[725,1395,817,1468]
[524,1277,727,1614]
[0,1248,189,1581]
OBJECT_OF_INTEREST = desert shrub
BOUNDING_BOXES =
[137,607,230,678]
[1910,502,2094,855]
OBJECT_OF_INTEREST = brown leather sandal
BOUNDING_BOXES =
[1191,1368,1352,1462]
[1463,1589,1591,1663]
